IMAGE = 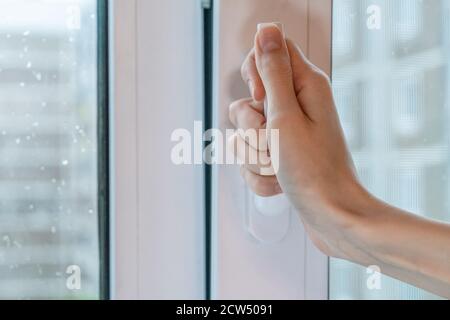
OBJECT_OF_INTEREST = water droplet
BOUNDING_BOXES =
[37,265,43,275]
[35,72,42,81]
[2,235,11,247]
[62,160,69,166]
[26,61,32,68]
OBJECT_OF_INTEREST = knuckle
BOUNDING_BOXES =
[229,100,239,114]
[259,49,290,68]
[269,112,300,129]
[261,56,292,78]
[229,99,244,114]
[229,99,247,116]
[310,69,331,87]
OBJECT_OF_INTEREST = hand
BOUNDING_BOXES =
[229,23,367,258]
[229,24,450,299]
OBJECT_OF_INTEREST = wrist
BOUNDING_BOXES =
[327,183,412,268]
[313,179,450,298]
[292,174,393,265]
[319,180,384,264]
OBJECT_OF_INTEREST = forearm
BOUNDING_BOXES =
[341,191,450,298]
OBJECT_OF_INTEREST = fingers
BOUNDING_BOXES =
[240,166,282,197]
[229,98,265,130]
[241,49,266,102]
[254,23,300,118]
[241,25,332,124]
[286,39,333,122]
[229,98,268,151]
[241,39,314,107]
[227,132,275,176]
[285,39,314,94]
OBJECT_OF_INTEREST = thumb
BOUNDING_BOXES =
[255,23,299,118]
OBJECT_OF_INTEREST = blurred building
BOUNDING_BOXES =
[0,0,99,299]
[331,0,450,299]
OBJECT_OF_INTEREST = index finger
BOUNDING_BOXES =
[241,48,266,102]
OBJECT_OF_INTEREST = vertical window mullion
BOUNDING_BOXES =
[97,0,110,301]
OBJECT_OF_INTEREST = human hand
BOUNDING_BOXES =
[229,23,450,298]
[229,23,368,257]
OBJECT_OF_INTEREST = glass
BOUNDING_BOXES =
[0,0,100,299]
[331,0,450,300]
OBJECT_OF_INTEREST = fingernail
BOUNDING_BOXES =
[257,22,284,53]
[257,22,284,33]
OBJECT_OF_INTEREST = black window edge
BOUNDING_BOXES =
[203,0,214,301]
[96,0,212,300]
[97,0,110,301]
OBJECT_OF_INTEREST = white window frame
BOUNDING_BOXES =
[211,0,332,300]
[110,0,332,300]
[110,0,206,300]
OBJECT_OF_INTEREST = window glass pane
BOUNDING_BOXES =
[331,0,450,299]
[0,0,100,299]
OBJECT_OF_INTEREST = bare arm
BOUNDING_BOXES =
[229,23,450,298]
[346,192,450,298]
